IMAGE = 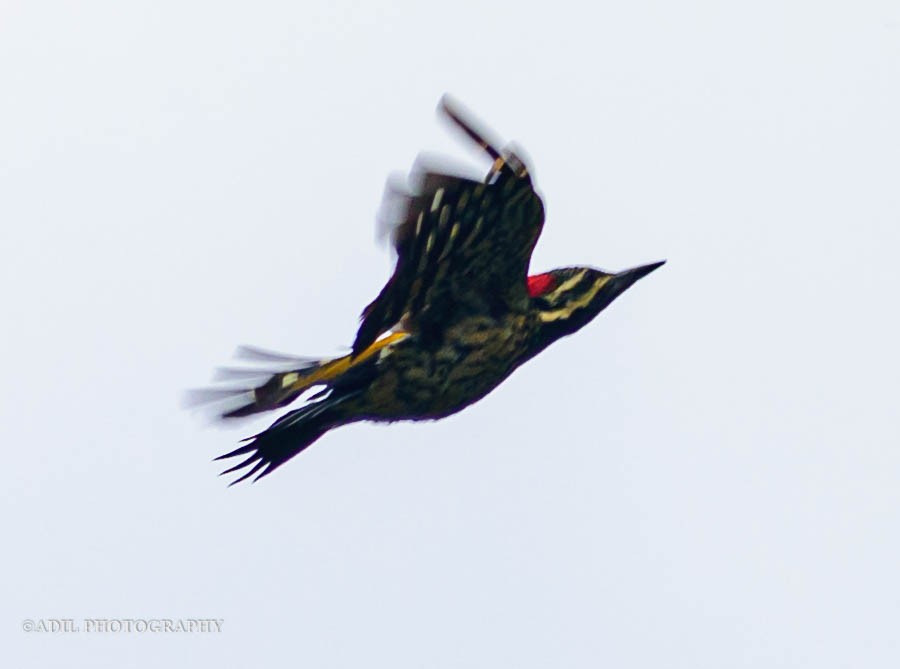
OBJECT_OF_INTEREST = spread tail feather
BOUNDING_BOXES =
[215,390,359,485]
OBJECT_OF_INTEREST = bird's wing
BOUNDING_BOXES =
[186,333,410,419]
[352,97,545,356]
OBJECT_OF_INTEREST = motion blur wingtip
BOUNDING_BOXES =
[437,94,503,163]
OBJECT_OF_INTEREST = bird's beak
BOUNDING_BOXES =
[606,260,666,298]
[574,260,665,311]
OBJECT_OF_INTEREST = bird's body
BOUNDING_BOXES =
[202,97,664,484]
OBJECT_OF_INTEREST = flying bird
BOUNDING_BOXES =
[201,96,664,484]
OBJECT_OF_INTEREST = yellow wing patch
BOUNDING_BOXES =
[279,331,410,395]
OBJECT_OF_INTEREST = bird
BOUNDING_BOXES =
[200,96,665,485]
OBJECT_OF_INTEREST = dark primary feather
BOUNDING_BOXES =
[438,94,504,163]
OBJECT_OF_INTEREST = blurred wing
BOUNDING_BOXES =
[352,97,545,356]
[187,333,409,419]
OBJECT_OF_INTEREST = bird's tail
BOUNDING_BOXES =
[215,389,359,485]
[187,332,409,484]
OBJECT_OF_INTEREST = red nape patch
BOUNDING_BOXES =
[527,273,556,297]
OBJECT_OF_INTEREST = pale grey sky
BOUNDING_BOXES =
[3,1,900,667]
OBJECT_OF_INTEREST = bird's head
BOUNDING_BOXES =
[525,260,665,354]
